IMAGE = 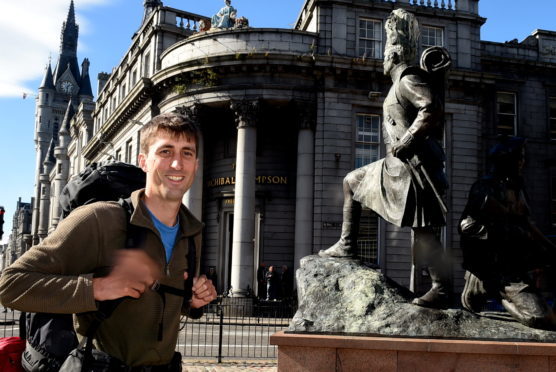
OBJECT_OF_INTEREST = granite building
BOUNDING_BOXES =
[2,199,33,271]
[22,0,556,298]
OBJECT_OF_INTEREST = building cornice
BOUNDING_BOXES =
[83,78,153,160]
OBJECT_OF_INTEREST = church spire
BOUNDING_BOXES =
[54,0,80,83]
[59,0,78,57]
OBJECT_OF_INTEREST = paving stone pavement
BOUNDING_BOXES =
[182,359,277,372]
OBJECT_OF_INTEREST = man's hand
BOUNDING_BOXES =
[185,273,217,309]
[92,250,161,301]
[392,132,415,160]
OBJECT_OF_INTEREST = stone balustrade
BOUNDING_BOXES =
[384,0,455,10]
[160,8,209,32]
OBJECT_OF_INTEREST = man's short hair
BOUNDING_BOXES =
[139,112,199,156]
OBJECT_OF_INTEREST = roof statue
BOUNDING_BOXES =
[211,0,237,29]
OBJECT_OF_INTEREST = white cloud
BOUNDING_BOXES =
[0,0,109,97]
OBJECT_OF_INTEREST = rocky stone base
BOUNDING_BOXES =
[289,255,556,341]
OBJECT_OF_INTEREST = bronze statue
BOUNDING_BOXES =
[460,137,556,329]
[319,9,452,309]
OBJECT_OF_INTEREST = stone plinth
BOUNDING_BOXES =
[270,331,556,372]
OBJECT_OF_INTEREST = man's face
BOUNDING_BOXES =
[138,131,198,204]
[383,51,397,76]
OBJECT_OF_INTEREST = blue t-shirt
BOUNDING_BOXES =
[146,208,179,263]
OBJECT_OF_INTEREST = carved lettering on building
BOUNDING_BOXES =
[207,176,288,188]
[207,177,235,187]
[255,176,288,185]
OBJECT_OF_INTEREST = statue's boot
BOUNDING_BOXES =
[461,270,487,313]
[500,283,555,329]
[319,200,361,258]
[411,229,452,309]
[411,265,451,309]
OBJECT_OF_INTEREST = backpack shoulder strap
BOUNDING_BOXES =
[95,198,145,319]
[118,197,146,249]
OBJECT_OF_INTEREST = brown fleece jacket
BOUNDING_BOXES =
[0,189,203,367]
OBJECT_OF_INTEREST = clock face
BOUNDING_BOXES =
[61,81,74,94]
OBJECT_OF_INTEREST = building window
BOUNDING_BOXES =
[355,114,380,169]
[112,97,117,112]
[131,69,137,86]
[53,120,59,138]
[496,92,517,136]
[125,139,133,164]
[115,148,122,162]
[421,26,444,48]
[550,97,556,141]
[121,83,127,100]
[358,18,382,59]
[143,53,151,77]
[354,114,381,265]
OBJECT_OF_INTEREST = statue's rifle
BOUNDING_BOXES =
[408,158,448,216]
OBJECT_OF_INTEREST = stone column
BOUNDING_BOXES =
[51,155,68,229]
[31,142,47,245]
[37,175,51,240]
[178,104,204,220]
[183,133,203,220]
[229,99,259,297]
[294,104,315,276]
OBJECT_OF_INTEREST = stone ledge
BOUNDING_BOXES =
[270,331,556,372]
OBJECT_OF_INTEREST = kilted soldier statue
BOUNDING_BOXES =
[319,9,452,309]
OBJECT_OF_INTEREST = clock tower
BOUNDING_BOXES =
[31,0,94,243]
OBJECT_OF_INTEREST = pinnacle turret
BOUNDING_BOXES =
[79,58,93,98]
[59,99,75,137]
[39,63,55,90]
[44,138,57,168]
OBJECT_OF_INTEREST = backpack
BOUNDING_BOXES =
[21,162,146,372]
[59,162,146,218]
[0,337,25,372]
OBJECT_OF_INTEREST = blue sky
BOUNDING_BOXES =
[0,0,554,243]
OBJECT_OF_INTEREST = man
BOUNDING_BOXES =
[319,9,451,308]
[256,262,267,299]
[460,137,556,329]
[280,265,293,299]
[0,112,217,369]
[265,265,280,301]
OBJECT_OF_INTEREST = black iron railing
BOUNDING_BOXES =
[177,296,296,361]
[0,297,297,362]
[0,308,21,338]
